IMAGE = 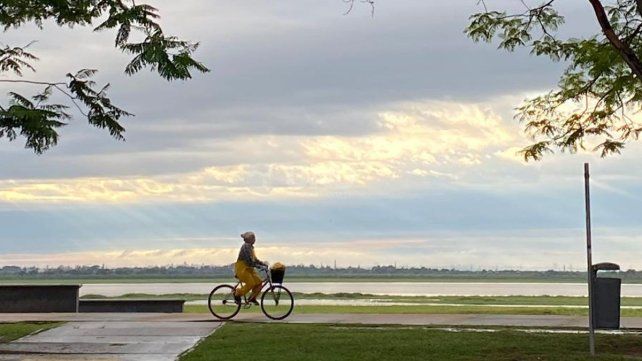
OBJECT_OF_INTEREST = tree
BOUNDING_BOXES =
[346,0,642,160]
[343,0,375,16]
[466,0,642,160]
[0,1,209,154]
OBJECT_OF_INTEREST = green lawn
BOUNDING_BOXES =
[184,303,642,317]
[80,293,642,317]
[0,322,60,342]
[82,293,642,306]
[180,323,642,361]
[180,293,642,317]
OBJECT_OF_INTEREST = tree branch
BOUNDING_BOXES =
[0,79,65,86]
[588,0,642,80]
[343,0,375,16]
[0,79,86,116]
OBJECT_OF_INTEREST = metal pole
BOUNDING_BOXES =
[584,162,595,356]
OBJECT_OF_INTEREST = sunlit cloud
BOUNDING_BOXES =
[0,100,521,204]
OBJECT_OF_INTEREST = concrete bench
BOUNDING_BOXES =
[0,285,80,313]
[79,299,185,313]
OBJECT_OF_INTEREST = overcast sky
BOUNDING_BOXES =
[1,0,641,270]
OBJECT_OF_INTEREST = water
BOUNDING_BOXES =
[185,299,642,308]
[80,282,642,297]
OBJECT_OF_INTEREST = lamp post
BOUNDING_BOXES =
[584,162,595,356]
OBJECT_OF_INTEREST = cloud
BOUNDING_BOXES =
[0,100,520,203]
[0,1,596,185]
[2,1,642,270]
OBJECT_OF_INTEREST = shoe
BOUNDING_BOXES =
[248,298,259,306]
[233,294,241,305]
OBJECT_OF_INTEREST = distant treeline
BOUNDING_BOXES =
[0,264,637,281]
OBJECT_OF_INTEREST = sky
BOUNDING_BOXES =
[1,0,642,270]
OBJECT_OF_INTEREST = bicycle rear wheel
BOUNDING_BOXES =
[208,284,241,320]
[260,285,294,320]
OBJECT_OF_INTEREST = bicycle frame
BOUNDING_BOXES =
[233,267,274,306]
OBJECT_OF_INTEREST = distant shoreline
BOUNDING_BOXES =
[0,276,631,284]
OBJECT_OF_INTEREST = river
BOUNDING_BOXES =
[79,282,642,297]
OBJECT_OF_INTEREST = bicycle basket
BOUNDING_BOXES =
[271,268,285,284]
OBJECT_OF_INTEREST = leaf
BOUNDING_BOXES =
[0,44,39,76]
[593,139,625,157]
[518,141,553,162]
[0,92,69,154]
[122,30,210,80]
[66,69,131,141]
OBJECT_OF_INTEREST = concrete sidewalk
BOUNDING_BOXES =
[0,320,221,361]
[1,312,642,329]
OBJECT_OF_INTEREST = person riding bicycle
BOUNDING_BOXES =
[233,231,267,305]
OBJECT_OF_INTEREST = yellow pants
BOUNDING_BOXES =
[234,261,262,298]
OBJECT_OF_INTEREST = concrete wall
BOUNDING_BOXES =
[0,285,80,313]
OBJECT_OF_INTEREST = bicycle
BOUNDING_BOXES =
[208,264,294,320]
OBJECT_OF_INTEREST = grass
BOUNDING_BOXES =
[0,322,60,342]
[184,303,642,317]
[80,293,642,317]
[171,293,642,317]
[78,292,642,316]
[180,323,642,361]
[83,293,642,305]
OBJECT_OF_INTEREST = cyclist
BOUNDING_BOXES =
[233,231,267,305]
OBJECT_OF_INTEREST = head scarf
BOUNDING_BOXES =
[241,231,255,241]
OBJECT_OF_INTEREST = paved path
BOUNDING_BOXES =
[0,312,640,360]
[0,320,221,361]
[1,312,642,329]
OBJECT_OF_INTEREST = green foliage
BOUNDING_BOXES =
[123,30,209,80]
[66,69,131,141]
[0,42,37,76]
[0,91,69,154]
[0,0,209,153]
[466,0,642,160]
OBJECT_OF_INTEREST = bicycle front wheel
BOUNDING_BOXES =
[261,285,294,320]
[208,284,241,320]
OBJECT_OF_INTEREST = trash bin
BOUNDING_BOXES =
[591,262,621,330]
